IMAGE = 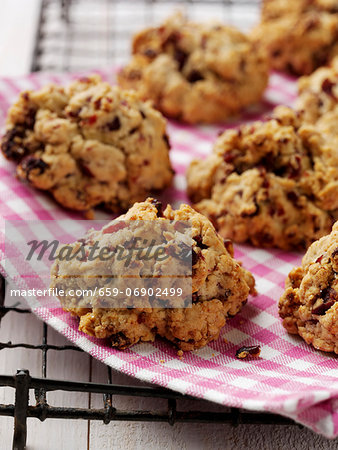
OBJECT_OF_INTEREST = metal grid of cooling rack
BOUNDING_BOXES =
[0,1,300,449]
[31,0,261,72]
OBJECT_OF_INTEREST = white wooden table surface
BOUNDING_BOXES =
[0,1,337,448]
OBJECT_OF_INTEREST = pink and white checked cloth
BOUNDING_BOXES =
[0,70,337,438]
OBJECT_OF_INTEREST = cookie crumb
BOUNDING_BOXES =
[223,338,228,343]
[177,350,184,358]
[235,345,261,359]
[160,359,165,363]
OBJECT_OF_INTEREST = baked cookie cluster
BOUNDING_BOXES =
[118,13,269,123]
[1,75,173,216]
[2,10,337,354]
[51,198,256,350]
[187,106,337,250]
[279,221,338,354]
[252,0,338,76]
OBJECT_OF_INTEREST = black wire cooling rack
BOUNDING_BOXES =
[1,1,300,449]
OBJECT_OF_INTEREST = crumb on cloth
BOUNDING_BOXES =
[235,345,261,359]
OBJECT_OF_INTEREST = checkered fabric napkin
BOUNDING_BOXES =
[0,70,337,438]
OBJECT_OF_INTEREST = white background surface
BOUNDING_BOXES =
[0,1,337,448]
[0,0,40,76]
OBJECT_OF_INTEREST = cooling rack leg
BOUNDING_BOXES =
[13,370,30,450]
